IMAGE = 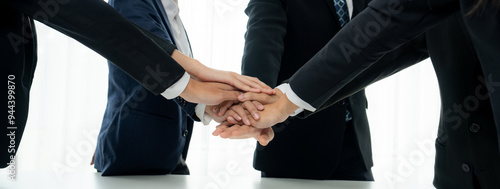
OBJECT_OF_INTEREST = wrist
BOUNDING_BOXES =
[205,105,214,117]
[171,50,205,78]
[179,78,197,100]
[276,94,299,119]
[186,60,206,80]
[275,88,284,97]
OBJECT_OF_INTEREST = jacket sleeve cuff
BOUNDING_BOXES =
[276,84,316,116]
[195,104,213,125]
[160,72,190,99]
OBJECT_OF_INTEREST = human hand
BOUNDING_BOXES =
[179,78,241,105]
[212,89,284,120]
[171,50,275,94]
[241,94,298,128]
[212,121,274,146]
[195,68,276,95]
[205,104,247,123]
[225,101,265,125]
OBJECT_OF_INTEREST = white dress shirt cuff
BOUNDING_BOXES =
[195,104,213,125]
[276,84,316,116]
[161,72,190,99]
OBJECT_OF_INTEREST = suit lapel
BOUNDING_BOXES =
[324,0,342,27]
[153,0,176,44]
[352,0,366,17]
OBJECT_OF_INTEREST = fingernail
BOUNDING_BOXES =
[253,113,260,119]
[235,115,242,120]
[244,119,251,125]
[228,117,235,122]
[258,105,264,110]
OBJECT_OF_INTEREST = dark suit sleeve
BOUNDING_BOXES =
[241,0,287,87]
[5,0,185,95]
[110,0,199,121]
[299,33,429,118]
[288,0,459,108]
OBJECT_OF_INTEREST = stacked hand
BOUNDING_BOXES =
[172,50,275,105]
[169,50,300,146]
[210,89,299,146]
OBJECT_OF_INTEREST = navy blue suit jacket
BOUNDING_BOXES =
[94,0,198,176]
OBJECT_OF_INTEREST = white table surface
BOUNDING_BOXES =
[0,171,431,189]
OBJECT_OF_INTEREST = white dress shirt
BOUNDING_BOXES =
[159,0,211,125]
[278,0,353,115]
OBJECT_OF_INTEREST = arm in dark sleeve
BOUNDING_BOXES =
[5,0,185,95]
[299,33,429,118]
[241,0,287,87]
[288,0,458,108]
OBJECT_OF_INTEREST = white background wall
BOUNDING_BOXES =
[2,0,441,188]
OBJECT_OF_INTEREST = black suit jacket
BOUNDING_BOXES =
[1,0,188,167]
[280,0,499,187]
[426,13,500,188]
[287,1,500,147]
[242,0,428,179]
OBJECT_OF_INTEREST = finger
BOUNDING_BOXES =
[219,125,243,138]
[230,74,270,93]
[213,122,231,136]
[231,125,257,138]
[224,125,260,139]
[226,109,242,121]
[238,92,272,104]
[218,100,237,117]
[227,116,238,124]
[245,76,272,90]
[252,101,264,110]
[228,76,261,93]
[248,113,270,129]
[231,105,251,125]
[242,101,261,120]
[257,128,275,146]
[213,105,220,114]
[261,88,276,95]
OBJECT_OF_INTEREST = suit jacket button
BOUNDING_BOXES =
[462,163,470,173]
[177,97,187,106]
[470,123,480,133]
[183,130,189,137]
[340,100,346,105]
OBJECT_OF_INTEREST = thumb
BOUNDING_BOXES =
[219,90,241,103]
[239,92,271,103]
[257,128,274,146]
